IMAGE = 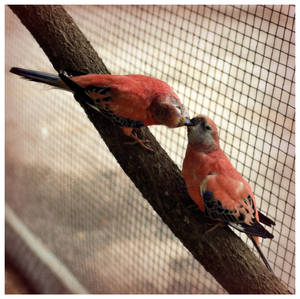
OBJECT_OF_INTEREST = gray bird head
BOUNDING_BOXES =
[187,115,220,152]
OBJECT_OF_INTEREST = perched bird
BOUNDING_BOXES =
[182,115,275,272]
[10,67,192,151]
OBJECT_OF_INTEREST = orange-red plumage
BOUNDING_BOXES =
[182,115,274,271]
[70,74,183,127]
[10,68,192,150]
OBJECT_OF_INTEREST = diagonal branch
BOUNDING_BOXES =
[9,5,290,294]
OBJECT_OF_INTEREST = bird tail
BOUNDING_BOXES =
[249,235,273,273]
[258,211,275,227]
[10,67,66,89]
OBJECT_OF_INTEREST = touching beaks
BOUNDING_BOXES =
[186,117,199,132]
[185,118,195,126]
[178,117,194,127]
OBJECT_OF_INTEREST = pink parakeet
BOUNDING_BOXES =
[182,115,275,272]
[10,67,192,151]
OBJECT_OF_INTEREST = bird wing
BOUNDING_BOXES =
[200,173,273,239]
[59,71,144,128]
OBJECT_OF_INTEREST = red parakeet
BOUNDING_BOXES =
[10,67,192,150]
[182,115,275,272]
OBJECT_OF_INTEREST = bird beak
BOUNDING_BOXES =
[178,117,194,127]
[185,118,195,126]
[187,117,199,132]
[189,117,199,126]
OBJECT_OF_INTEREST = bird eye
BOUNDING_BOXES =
[201,120,211,131]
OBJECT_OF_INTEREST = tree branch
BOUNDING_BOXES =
[9,5,290,294]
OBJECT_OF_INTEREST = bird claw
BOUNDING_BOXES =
[205,222,225,234]
[124,132,154,152]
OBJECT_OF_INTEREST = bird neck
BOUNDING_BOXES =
[148,96,174,127]
[188,141,220,154]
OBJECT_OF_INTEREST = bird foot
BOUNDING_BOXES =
[124,132,153,152]
[205,222,225,234]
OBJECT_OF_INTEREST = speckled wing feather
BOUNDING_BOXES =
[59,71,144,128]
[200,175,274,239]
[59,71,99,108]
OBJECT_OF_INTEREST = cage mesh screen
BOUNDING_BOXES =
[5,5,295,294]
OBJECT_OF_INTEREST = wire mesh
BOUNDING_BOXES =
[5,4,295,294]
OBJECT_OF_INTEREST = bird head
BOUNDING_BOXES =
[150,95,192,128]
[187,115,220,152]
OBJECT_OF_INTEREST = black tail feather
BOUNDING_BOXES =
[10,67,61,87]
[249,235,273,272]
[58,71,96,107]
[258,211,275,227]
[230,220,274,239]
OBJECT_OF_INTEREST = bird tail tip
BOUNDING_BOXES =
[249,235,273,273]
[10,67,61,88]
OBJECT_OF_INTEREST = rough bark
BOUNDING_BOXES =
[9,5,290,294]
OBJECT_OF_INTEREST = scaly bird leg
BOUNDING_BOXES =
[124,131,153,152]
[205,222,225,233]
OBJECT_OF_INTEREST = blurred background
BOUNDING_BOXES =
[5,5,295,294]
